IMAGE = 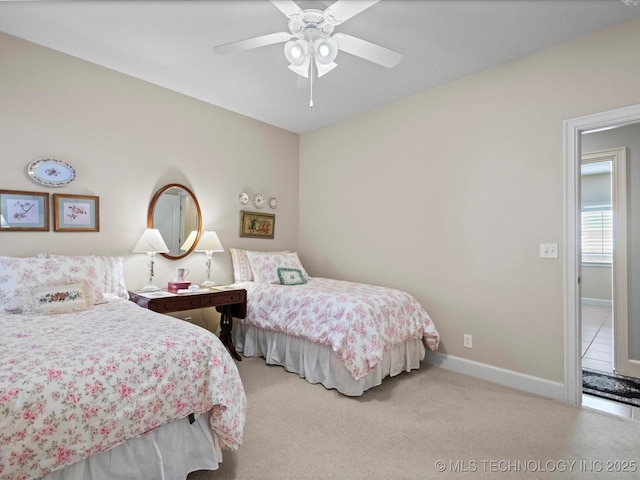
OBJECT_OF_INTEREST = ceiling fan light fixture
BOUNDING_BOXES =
[313,36,338,65]
[284,39,308,66]
[315,60,337,77]
[214,0,400,106]
[288,55,310,77]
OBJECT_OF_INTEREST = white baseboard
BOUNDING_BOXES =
[423,351,565,402]
[581,297,613,308]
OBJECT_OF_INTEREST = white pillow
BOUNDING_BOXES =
[37,254,129,300]
[95,255,128,299]
[22,282,93,315]
[230,248,289,282]
[0,256,105,314]
[246,251,309,284]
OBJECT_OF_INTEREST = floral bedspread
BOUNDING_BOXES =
[0,299,246,480]
[236,278,440,380]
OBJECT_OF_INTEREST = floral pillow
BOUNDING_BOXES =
[0,255,105,314]
[246,251,310,284]
[36,254,129,300]
[230,248,289,282]
[22,282,93,315]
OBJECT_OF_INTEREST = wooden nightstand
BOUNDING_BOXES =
[128,287,246,361]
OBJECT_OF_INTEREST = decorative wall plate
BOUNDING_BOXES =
[238,192,249,205]
[269,197,278,209]
[27,158,76,187]
[252,193,266,209]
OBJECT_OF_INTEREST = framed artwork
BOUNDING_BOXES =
[53,194,99,232]
[240,210,275,239]
[0,189,49,231]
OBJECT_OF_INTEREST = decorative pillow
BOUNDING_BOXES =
[22,282,92,315]
[277,268,307,286]
[0,255,105,314]
[230,248,289,282]
[246,251,310,284]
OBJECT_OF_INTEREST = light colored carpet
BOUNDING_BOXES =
[188,357,640,479]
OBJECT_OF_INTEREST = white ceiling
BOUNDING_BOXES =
[1,1,639,134]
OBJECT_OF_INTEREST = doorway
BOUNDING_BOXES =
[563,104,640,406]
[580,145,634,381]
[580,154,613,375]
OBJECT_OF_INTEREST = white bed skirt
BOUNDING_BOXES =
[43,412,222,480]
[232,323,426,396]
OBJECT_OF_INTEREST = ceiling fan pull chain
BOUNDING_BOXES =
[309,58,314,108]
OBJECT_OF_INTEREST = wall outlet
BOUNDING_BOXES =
[464,334,473,349]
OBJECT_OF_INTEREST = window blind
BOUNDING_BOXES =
[581,209,613,262]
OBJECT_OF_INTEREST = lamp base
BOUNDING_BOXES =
[200,280,217,288]
[140,284,162,292]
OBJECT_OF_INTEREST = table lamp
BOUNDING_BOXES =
[194,231,224,287]
[133,228,169,291]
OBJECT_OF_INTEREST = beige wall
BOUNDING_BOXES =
[0,32,299,291]
[580,171,612,302]
[581,266,612,303]
[299,18,640,384]
[3,17,640,391]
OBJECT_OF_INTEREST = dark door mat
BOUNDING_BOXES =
[583,368,640,407]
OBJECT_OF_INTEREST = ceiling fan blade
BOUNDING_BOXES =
[324,0,380,25]
[213,32,292,55]
[270,0,303,19]
[333,33,402,68]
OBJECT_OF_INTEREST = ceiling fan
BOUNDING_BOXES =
[212,0,402,107]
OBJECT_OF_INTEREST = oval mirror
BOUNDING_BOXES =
[147,183,202,260]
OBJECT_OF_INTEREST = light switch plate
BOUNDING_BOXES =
[539,243,558,259]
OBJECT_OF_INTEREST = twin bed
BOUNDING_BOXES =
[0,254,245,480]
[1,249,439,479]
[229,249,440,396]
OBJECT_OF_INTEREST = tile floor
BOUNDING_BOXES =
[581,305,613,373]
[581,304,640,421]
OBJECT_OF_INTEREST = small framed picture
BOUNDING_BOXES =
[240,210,275,239]
[53,194,99,232]
[0,189,50,231]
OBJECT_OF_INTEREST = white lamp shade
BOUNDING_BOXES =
[288,55,311,78]
[181,230,198,251]
[316,60,337,77]
[284,39,309,66]
[314,36,338,65]
[133,228,170,253]
[194,231,224,253]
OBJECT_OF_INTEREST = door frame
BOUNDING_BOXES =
[563,103,640,405]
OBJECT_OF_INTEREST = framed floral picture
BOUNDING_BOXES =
[240,210,275,239]
[53,194,99,232]
[0,189,49,231]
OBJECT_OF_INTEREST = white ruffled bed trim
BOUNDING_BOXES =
[232,323,426,396]
[43,412,222,480]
